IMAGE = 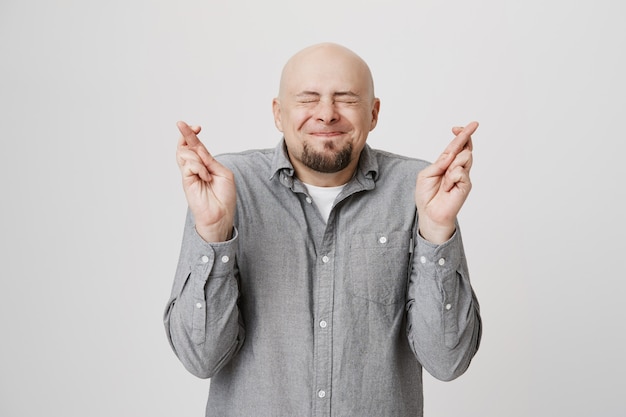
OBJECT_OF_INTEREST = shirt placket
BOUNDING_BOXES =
[313,241,334,416]
[297,177,366,417]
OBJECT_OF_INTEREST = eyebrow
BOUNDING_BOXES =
[295,91,361,98]
[334,91,360,99]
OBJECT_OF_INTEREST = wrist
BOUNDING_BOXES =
[195,223,233,243]
[418,218,455,245]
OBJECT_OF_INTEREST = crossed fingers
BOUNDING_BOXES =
[438,121,477,192]
[176,121,216,183]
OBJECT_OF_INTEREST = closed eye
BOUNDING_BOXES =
[296,92,320,103]
[334,91,360,104]
[335,98,359,104]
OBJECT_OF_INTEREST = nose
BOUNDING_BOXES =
[315,99,339,124]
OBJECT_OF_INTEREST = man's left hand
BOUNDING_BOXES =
[415,121,478,244]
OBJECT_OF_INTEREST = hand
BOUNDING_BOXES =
[415,121,478,244]
[176,121,236,242]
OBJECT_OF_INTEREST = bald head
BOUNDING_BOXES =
[271,43,380,186]
[277,43,376,101]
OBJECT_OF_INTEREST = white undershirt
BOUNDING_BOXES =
[303,182,346,224]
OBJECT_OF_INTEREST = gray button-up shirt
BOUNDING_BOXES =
[164,140,482,417]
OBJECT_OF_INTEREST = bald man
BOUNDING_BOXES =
[165,43,482,417]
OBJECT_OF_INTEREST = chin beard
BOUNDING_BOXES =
[301,142,353,173]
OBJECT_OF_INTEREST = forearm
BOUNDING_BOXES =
[406,227,482,381]
[164,210,244,378]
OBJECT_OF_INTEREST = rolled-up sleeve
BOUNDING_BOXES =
[406,226,482,382]
[164,210,245,379]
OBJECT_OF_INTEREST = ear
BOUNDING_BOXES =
[369,98,380,131]
[272,98,284,132]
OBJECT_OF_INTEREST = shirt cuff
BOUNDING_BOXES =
[188,227,239,279]
[414,229,463,277]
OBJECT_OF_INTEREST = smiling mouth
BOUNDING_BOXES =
[309,131,345,137]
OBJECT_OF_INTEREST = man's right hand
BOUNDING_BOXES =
[175,121,236,242]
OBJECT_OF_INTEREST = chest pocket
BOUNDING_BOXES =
[348,231,411,305]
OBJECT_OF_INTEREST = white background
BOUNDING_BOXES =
[1,0,624,416]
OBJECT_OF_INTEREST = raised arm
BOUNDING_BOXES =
[406,122,482,381]
[165,121,244,378]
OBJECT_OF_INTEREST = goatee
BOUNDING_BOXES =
[301,142,353,173]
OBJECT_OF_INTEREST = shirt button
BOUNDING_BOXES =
[420,256,426,264]
[201,255,209,263]
[306,197,312,204]
[445,303,452,310]
[195,302,203,309]
[438,258,446,266]
[221,255,229,263]
[319,320,327,328]
[318,390,326,398]
[322,256,329,263]
[379,236,387,244]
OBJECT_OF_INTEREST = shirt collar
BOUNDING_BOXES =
[269,139,294,181]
